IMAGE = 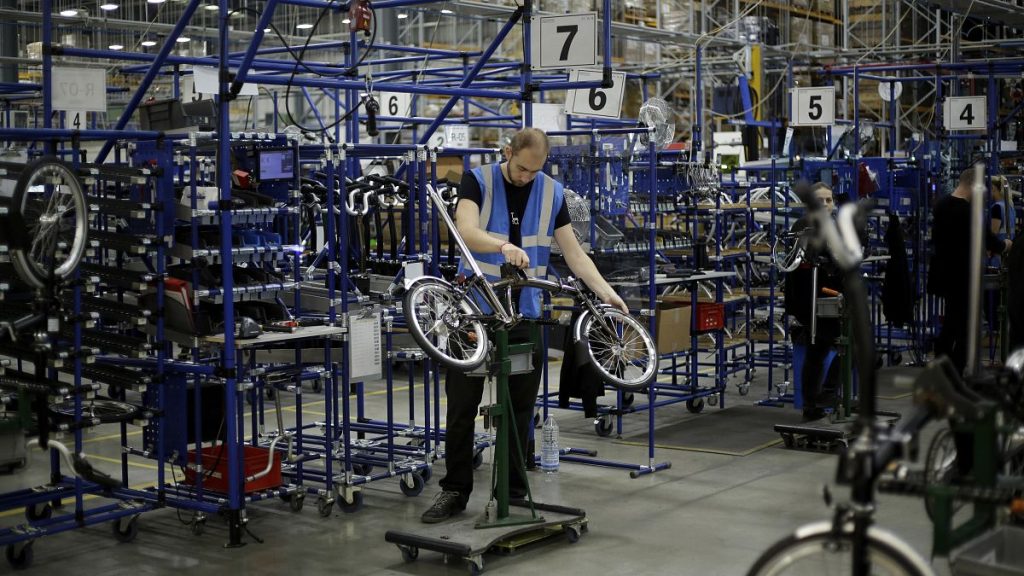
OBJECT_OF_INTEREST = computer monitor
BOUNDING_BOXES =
[257,148,295,182]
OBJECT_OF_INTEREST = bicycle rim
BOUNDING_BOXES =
[579,308,657,391]
[748,524,934,576]
[404,279,488,371]
[14,160,88,288]
[50,399,138,424]
[924,428,965,520]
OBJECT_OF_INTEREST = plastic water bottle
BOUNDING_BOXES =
[541,414,559,474]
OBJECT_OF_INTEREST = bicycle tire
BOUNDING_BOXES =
[924,427,963,521]
[573,306,658,391]
[747,521,934,576]
[49,398,139,424]
[1,157,88,289]
[403,277,489,371]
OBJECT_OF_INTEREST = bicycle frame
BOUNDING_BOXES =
[426,185,609,332]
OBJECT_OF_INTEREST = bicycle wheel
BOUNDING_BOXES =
[49,399,139,424]
[924,427,963,520]
[1,157,88,288]
[747,521,934,576]
[403,277,488,371]
[574,307,657,391]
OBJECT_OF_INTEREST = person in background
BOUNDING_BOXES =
[785,183,842,421]
[989,176,1017,268]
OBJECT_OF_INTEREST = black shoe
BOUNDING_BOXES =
[509,486,528,500]
[421,491,465,524]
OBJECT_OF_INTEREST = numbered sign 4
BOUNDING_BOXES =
[530,13,598,70]
[944,96,987,131]
[790,86,835,127]
[566,70,626,119]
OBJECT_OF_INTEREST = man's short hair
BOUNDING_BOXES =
[508,128,549,154]
[959,166,982,188]
[810,182,832,195]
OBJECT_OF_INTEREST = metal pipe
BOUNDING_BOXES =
[965,163,985,377]
[93,0,203,164]
[230,0,282,96]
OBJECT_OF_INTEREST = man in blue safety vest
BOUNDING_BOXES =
[421,127,628,523]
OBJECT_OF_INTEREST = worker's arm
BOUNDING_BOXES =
[553,224,628,313]
[454,198,530,268]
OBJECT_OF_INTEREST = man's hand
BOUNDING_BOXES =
[501,243,530,269]
[600,290,629,314]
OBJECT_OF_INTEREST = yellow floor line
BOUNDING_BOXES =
[83,430,143,444]
[86,454,162,471]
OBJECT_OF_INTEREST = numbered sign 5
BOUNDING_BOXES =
[565,69,626,119]
[790,86,835,127]
[51,67,107,113]
[379,91,412,129]
[530,13,598,70]
[944,96,987,131]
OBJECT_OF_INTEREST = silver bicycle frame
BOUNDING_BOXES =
[427,184,517,325]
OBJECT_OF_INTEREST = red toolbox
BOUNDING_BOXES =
[184,444,282,494]
[694,303,725,333]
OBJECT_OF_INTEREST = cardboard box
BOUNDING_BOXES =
[656,295,692,355]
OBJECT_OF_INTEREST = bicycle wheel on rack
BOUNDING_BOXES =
[49,399,140,424]
[0,157,89,289]
[574,306,657,392]
[747,521,934,576]
[403,277,489,371]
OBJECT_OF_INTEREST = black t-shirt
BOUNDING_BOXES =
[457,169,572,249]
[930,194,1007,300]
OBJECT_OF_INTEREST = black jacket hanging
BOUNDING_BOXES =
[558,312,605,417]
[882,214,914,326]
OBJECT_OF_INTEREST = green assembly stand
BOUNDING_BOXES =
[385,328,587,575]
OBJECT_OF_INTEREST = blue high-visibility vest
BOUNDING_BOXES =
[458,163,565,318]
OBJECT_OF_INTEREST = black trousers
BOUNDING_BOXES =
[438,325,543,505]
[793,322,840,411]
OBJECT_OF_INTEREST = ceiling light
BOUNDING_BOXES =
[146,0,166,4]
[341,18,351,24]
[99,3,118,10]
[296,23,313,29]
[59,8,78,16]
[203,4,218,10]
[397,12,408,19]
[108,44,124,50]
[175,36,191,43]
[140,40,157,47]
[441,8,453,14]
[263,28,272,33]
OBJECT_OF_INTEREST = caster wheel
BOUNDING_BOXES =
[5,542,33,570]
[782,433,795,449]
[112,516,139,543]
[316,496,333,517]
[418,467,432,483]
[312,379,323,394]
[290,493,306,512]
[566,526,581,543]
[400,545,419,563]
[352,462,373,476]
[594,415,613,437]
[466,557,484,575]
[339,491,363,514]
[25,503,52,522]
[472,449,484,470]
[686,398,705,414]
[190,519,206,536]
[400,472,425,497]
[622,393,635,408]
[265,387,276,400]
[707,394,719,407]
[738,383,750,396]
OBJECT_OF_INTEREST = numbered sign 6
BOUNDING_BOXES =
[790,86,835,127]
[379,91,412,129]
[566,69,626,119]
[530,13,598,70]
[944,96,987,131]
